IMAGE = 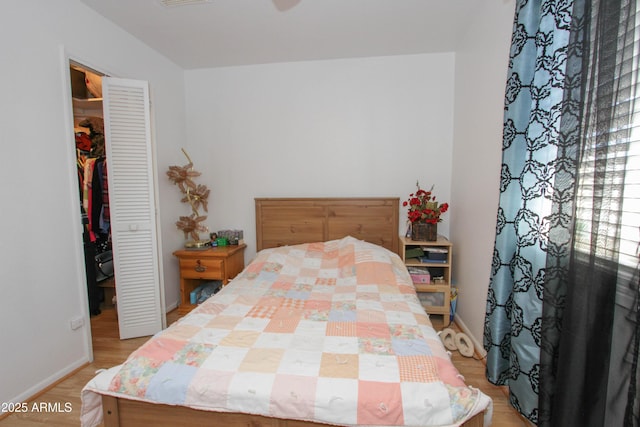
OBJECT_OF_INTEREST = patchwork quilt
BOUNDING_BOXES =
[81,236,492,426]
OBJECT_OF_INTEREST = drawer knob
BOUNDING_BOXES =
[195,260,206,273]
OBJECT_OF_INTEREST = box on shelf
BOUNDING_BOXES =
[408,266,430,284]
[418,291,444,307]
[421,247,448,262]
[190,280,222,305]
[429,267,445,279]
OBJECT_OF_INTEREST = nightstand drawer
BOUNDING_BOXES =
[180,258,223,279]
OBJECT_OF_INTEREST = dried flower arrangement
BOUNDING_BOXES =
[166,149,210,245]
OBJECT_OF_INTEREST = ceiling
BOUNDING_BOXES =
[79,0,481,70]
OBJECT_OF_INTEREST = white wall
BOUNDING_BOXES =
[451,0,516,348]
[184,53,455,261]
[0,0,185,405]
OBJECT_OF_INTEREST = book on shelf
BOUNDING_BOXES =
[404,247,425,259]
[418,256,447,263]
[421,247,448,253]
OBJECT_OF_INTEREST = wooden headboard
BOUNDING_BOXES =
[255,197,399,253]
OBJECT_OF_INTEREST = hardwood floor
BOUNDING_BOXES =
[429,315,529,427]
[0,309,527,426]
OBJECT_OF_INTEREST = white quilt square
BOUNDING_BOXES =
[302,257,322,268]
[332,293,356,302]
[278,349,322,376]
[290,333,325,352]
[323,336,359,354]
[358,354,400,382]
[177,312,213,328]
[357,284,379,293]
[221,303,252,317]
[314,377,358,425]
[201,346,248,372]
[400,382,453,426]
[254,331,294,349]
[356,299,384,311]
[226,372,275,414]
[385,310,417,325]
[235,316,269,332]
[190,328,230,345]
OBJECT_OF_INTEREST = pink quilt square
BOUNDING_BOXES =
[304,299,331,311]
[269,374,317,420]
[196,302,227,315]
[357,381,404,425]
[397,355,439,383]
[357,309,387,324]
[244,261,265,275]
[133,337,185,362]
[272,281,293,290]
[356,263,396,286]
[356,322,391,339]
[257,296,284,307]
[265,317,300,333]
[247,304,278,319]
[326,322,357,337]
[320,257,339,269]
[338,252,355,268]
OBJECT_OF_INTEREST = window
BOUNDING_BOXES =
[574,2,640,271]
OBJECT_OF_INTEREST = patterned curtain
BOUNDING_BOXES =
[484,0,640,425]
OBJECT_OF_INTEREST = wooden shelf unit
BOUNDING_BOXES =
[399,235,453,327]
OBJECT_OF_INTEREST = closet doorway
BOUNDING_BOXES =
[67,59,164,344]
[70,62,115,325]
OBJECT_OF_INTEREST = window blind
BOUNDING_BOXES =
[574,1,640,270]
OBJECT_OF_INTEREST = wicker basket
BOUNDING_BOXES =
[411,222,437,241]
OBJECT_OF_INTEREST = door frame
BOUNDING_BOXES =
[59,47,166,361]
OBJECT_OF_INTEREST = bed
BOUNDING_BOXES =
[81,197,492,427]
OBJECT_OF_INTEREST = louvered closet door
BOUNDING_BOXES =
[103,77,163,339]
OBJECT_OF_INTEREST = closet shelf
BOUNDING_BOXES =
[73,97,103,109]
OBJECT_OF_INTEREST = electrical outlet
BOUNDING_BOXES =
[70,317,85,330]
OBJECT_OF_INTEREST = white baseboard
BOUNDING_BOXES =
[5,357,89,408]
[165,300,178,313]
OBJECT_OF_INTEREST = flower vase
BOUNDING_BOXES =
[411,222,438,241]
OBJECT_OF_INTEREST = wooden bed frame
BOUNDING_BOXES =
[100,197,486,427]
[255,197,400,253]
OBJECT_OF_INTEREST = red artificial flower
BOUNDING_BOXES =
[403,181,449,224]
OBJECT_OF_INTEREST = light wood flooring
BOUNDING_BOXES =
[0,309,527,426]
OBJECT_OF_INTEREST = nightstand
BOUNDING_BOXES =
[173,244,246,314]
[399,235,453,327]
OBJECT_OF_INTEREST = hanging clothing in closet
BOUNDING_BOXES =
[76,116,110,245]
[75,115,112,315]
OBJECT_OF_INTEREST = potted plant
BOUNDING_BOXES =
[403,181,449,241]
